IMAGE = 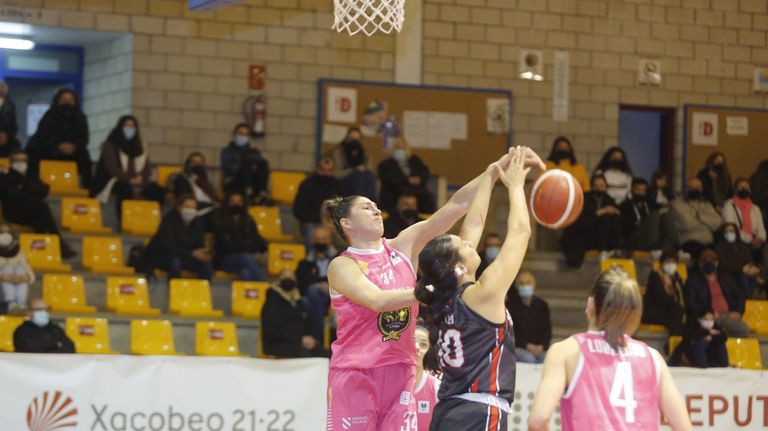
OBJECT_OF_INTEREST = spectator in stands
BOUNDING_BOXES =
[506,271,551,364]
[90,115,165,219]
[26,88,91,186]
[383,192,425,238]
[296,225,337,343]
[749,160,768,227]
[174,151,219,214]
[697,152,733,210]
[13,298,74,353]
[0,151,76,259]
[561,174,623,267]
[642,249,685,335]
[262,269,317,358]
[0,127,20,158]
[671,308,728,368]
[648,170,676,251]
[544,136,590,191]
[0,81,18,143]
[145,194,213,281]
[621,178,661,252]
[593,147,633,205]
[684,248,749,338]
[714,222,761,300]
[212,191,267,281]
[722,178,765,259]
[220,123,269,205]
[0,222,34,313]
[670,177,722,261]
[327,127,377,200]
[293,156,339,250]
[377,138,436,215]
[476,233,502,277]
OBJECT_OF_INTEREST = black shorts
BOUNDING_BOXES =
[429,398,508,431]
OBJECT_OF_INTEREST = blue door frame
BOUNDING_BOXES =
[0,44,84,102]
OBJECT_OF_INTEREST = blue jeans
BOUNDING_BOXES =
[155,255,214,281]
[302,284,330,342]
[515,347,546,364]
[216,253,267,281]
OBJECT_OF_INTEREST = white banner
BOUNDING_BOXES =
[0,353,328,431]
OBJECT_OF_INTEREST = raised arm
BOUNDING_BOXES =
[457,164,497,248]
[327,256,416,313]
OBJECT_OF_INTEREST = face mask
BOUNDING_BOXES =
[662,263,677,276]
[0,232,12,247]
[609,160,623,169]
[180,208,197,224]
[402,209,419,220]
[701,261,717,275]
[712,164,725,173]
[190,165,206,177]
[699,319,715,330]
[736,189,750,199]
[235,135,249,147]
[313,243,329,254]
[280,279,296,291]
[725,232,737,243]
[552,150,571,161]
[633,194,646,201]
[518,284,534,298]
[687,190,702,200]
[31,310,49,327]
[593,190,606,199]
[228,205,244,215]
[485,246,500,261]
[11,161,27,175]
[123,126,136,140]
[392,149,407,162]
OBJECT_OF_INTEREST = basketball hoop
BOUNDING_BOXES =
[333,0,405,36]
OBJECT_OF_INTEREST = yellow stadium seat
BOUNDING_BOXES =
[156,165,182,188]
[600,258,637,281]
[743,300,768,336]
[668,335,682,356]
[637,324,667,334]
[43,274,96,313]
[130,319,178,355]
[0,315,25,352]
[60,197,111,234]
[651,261,688,281]
[39,160,88,196]
[106,276,160,315]
[169,279,223,317]
[195,321,240,356]
[248,206,292,242]
[65,317,117,354]
[270,171,306,204]
[121,200,161,236]
[726,338,763,370]
[231,281,269,318]
[82,236,134,274]
[19,234,72,272]
[267,243,306,276]
[0,157,8,171]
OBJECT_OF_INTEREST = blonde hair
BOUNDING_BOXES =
[591,267,643,351]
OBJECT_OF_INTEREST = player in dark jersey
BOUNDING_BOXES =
[415,147,533,431]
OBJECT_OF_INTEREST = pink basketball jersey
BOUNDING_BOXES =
[560,332,660,431]
[330,239,418,369]
[414,372,440,431]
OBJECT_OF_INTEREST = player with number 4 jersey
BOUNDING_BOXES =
[527,268,692,431]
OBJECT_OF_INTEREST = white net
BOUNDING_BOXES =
[333,0,405,36]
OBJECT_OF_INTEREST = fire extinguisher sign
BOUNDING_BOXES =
[692,112,718,146]
[249,65,266,90]
[327,87,358,124]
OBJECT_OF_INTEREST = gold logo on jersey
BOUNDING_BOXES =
[378,307,411,342]
[356,261,369,275]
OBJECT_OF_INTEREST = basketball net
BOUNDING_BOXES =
[332,0,405,36]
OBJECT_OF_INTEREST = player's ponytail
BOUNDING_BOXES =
[414,234,461,373]
[321,195,360,242]
[591,267,643,351]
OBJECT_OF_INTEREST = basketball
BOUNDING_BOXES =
[529,169,584,229]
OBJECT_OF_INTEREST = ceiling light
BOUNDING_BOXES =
[0,22,32,36]
[0,37,35,50]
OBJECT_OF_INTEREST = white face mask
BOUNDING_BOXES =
[518,284,535,298]
[699,319,715,331]
[123,126,136,140]
[662,262,677,276]
[0,232,12,247]
[31,310,49,327]
[724,232,737,243]
[180,208,197,224]
[235,135,249,147]
[392,148,407,162]
[11,161,27,175]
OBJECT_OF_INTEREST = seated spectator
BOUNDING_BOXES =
[593,146,633,205]
[327,127,377,200]
[212,192,267,281]
[506,271,551,364]
[670,309,728,368]
[670,177,721,261]
[684,248,749,338]
[697,151,733,210]
[0,222,34,314]
[383,193,425,238]
[544,136,590,191]
[0,151,76,258]
[620,178,661,252]
[648,170,674,212]
[714,222,761,300]
[26,88,91,186]
[173,151,219,217]
[145,194,213,281]
[220,123,269,205]
[296,226,337,343]
[13,298,74,353]
[262,269,317,358]
[377,138,436,215]
[722,178,765,260]
[292,156,339,250]
[561,174,623,267]
[0,127,20,158]
[91,115,164,219]
[475,233,502,277]
[642,249,685,335]
[749,160,768,227]
[0,80,18,144]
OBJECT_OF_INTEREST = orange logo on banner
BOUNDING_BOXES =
[27,390,78,431]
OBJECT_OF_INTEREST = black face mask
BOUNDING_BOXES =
[688,190,702,200]
[593,190,606,199]
[280,279,297,291]
[736,189,751,199]
[609,160,623,169]
[712,164,725,173]
[402,209,419,220]
[701,261,717,275]
[552,150,571,161]
[190,165,206,177]
[228,205,244,215]
[633,194,646,202]
[313,243,329,254]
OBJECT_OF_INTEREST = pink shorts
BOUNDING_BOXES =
[327,363,417,431]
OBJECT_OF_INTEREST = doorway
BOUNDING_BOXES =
[618,105,675,183]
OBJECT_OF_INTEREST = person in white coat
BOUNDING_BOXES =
[0,222,34,313]
[722,178,766,255]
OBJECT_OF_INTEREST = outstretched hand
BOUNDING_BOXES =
[496,147,531,188]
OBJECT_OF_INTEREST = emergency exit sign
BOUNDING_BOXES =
[189,0,242,12]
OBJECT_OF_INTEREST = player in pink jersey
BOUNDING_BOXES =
[528,267,691,431]
[412,322,441,431]
[324,147,546,431]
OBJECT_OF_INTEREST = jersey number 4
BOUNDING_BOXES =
[609,361,638,423]
[438,329,464,368]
